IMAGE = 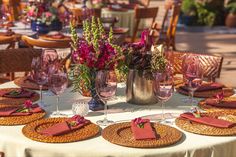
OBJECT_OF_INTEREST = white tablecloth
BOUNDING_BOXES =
[0,81,236,157]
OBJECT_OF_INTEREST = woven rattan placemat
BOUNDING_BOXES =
[102,122,182,148]
[0,108,45,125]
[22,118,100,143]
[176,87,234,98]
[175,112,236,136]
[14,77,48,90]
[0,88,39,107]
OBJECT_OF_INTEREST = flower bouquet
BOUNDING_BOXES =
[125,30,169,105]
[24,0,69,33]
[69,16,126,111]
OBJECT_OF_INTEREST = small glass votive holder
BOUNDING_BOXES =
[72,100,89,116]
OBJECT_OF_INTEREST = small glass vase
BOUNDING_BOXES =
[85,70,104,111]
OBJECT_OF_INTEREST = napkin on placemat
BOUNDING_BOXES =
[0,89,34,98]
[46,32,65,39]
[40,115,90,136]
[131,118,156,140]
[180,82,224,92]
[180,112,235,128]
[0,104,43,117]
[206,98,236,108]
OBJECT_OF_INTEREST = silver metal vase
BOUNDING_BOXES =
[126,69,158,105]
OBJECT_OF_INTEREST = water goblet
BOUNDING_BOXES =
[153,71,174,124]
[95,70,117,126]
[34,69,49,108]
[182,55,203,108]
[49,70,68,117]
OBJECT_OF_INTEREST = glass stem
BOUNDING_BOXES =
[39,85,43,104]
[56,95,60,114]
[104,100,108,122]
[190,90,194,108]
[161,100,165,122]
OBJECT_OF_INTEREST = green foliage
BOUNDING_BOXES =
[226,2,236,14]
[70,22,78,51]
[181,0,225,26]
[69,64,94,95]
[150,45,167,73]
[181,0,197,16]
[195,2,216,26]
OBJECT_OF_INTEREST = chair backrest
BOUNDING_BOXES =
[2,0,21,21]
[166,3,181,39]
[132,6,159,42]
[0,48,42,74]
[70,8,83,26]
[93,8,101,18]
[0,36,16,49]
[21,35,71,49]
[168,51,224,80]
[149,2,181,49]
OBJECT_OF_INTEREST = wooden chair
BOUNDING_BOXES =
[0,48,42,81]
[70,8,83,27]
[21,35,71,49]
[0,36,16,49]
[2,0,21,21]
[150,2,181,50]
[93,8,101,18]
[167,51,224,81]
[132,6,159,42]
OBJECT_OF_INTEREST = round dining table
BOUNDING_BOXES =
[0,80,236,157]
[101,8,145,37]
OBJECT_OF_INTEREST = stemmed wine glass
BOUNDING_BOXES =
[49,69,68,117]
[182,55,203,109]
[95,70,117,126]
[31,56,49,108]
[34,68,49,108]
[153,67,174,124]
[42,49,59,96]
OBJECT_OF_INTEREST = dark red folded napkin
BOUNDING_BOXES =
[131,118,156,140]
[0,104,43,117]
[39,116,90,136]
[180,112,235,128]
[0,89,34,98]
[46,33,65,39]
[180,82,223,92]
[206,98,236,108]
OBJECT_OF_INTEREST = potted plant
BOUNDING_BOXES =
[124,30,168,105]
[225,2,236,28]
[69,16,126,111]
[181,0,197,26]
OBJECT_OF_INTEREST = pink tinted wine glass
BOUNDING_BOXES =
[95,70,117,126]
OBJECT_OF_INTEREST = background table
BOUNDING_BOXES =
[102,8,145,37]
[0,81,236,157]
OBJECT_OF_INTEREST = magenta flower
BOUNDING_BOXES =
[71,115,86,125]
[24,100,33,108]
[45,12,52,18]
[214,92,224,102]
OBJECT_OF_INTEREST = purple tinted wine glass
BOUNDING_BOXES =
[182,55,203,108]
[49,71,68,117]
[95,70,117,126]
[34,68,49,108]
[153,70,174,124]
